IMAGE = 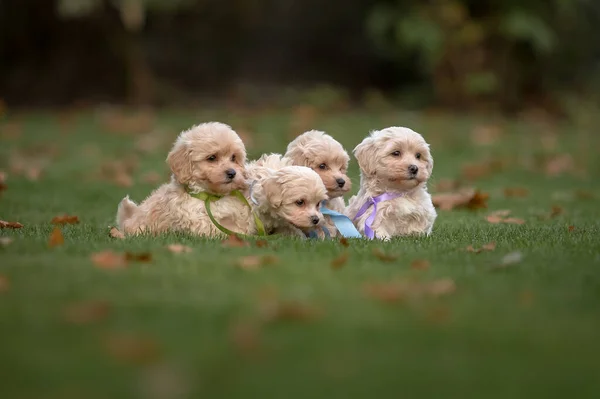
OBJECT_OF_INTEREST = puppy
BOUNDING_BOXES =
[346,127,436,239]
[283,130,352,236]
[248,165,328,238]
[116,122,254,236]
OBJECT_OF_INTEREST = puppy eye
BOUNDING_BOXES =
[295,199,305,206]
[318,163,327,170]
[391,151,401,157]
[415,153,422,159]
[231,154,236,162]
[207,155,217,162]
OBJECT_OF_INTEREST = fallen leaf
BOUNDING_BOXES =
[48,227,65,247]
[372,248,398,262]
[0,171,6,193]
[488,209,512,217]
[410,259,430,270]
[109,227,126,239]
[222,234,249,248]
[339,237,349,247]
[465,245,481,253]
[103,333,161,365]
[259,300,323,323]
[0,220,23,229]
[91,251,128,270]
[486,212,525,225]
[550,205,564,218]
[51,214,80,225]
[503,187,529,198]
[229,320,261,356]
[363,282,404,303]
[63,301,111,325]
[236,255,279,271]
[0,275,9,293]
[0,236,13,247]
[486,215,503,224]
[482,242,497,251]
[467,191,490,210]
[166,244,192,253]
[503,218,525,225]
[255,240,269,248]
[568,225,575,232]
[125,252,152,262]
[331,252,349,269]
[426,279,457,296]
[432,189,489,211]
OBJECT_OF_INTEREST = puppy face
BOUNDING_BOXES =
[354,127,433,191]
[285,130,351,199]
[167,122,247,194]
[261,166,328,231]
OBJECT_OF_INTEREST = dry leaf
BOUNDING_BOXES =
[109,227,126,239]
[166,244,192,253]
[339,237,349,247]
[255,240,269,248]
[486,215,503,224]
[0,275,9,293]
[91,251,128,270]
[486,212,525,225]
[51,214,80,225]
[331,252,349,269]
[550,205,564,218]
[504,187,529,198]
[372,248,397,262]
[104,333,161,365]
[568,225,575,232]
[410,259,430,270]
[432,189,489,211]
[125,252,152,262]
[467,191,490,210]
[465,245,481,253]
[236,255,279,271]
[259,300,322,323]
[0,236,13,247]
[503,218,525,225]
[0,220,23,229]
[482,242,497,251]
[222,234,249,248]
[48,227,65,247]
[63,301,111,325]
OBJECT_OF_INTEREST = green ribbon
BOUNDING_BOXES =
[186,187,266,237]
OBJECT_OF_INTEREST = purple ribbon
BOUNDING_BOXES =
[353,192,405,239]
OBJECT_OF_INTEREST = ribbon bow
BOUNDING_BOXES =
[320,202,362,238]
[352,192,405,239]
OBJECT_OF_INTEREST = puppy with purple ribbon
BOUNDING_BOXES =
[346,127,437,240]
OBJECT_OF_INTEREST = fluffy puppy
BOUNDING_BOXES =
[283,130,352,236]
[116,122,254,236]
[248,165,328,238]
[346,127,437,239]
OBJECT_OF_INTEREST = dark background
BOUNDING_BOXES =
[2,0,599,112]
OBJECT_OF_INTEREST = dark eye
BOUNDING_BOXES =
[415,153,422,159]
[318,163,327,170]
[391,151,401,157]
[207,155,217,162]
[295,199,305,206]
[231,154,236,162]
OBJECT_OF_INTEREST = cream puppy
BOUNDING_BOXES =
[116,122,254,236]
[346,127,436,239]
[283,130,352,236]
[247,164,328,238]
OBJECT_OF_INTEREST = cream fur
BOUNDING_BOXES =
[116,122,254,237]
[346,126,437,239]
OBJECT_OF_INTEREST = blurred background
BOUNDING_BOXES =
[2,0,600,114]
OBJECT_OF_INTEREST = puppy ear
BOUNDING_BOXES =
[166,138,193,184]
[353,137,378,176]
[261,175,283,208]
[426,148,434,175]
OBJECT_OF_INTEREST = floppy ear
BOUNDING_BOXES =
[166,138,193,184]
[353,137,378,176]
[424,145,434,175]
[261,175,283,208]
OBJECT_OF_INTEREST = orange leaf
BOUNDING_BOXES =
[51,214,79,225]
[465,245,481,253]
[0,220,23,229]
[255,240,269,248]
[482,242,497,251]
[568,225,575,232]
[222,234,249,248]
[103,333,161,365]
[91,251,128,270]
[63,301,111,325]
[467,191,489,210]
[125,252,152,262]
[486,215,503,224]
[331,252,349,269]
[432,189,488,211]
[166,244,192,253]
[372,248,398,262]
[0,274,9,293]
[48,227,65,247]
[410,259,430,270]
[109,227,125,239]
[339,237,349,247]
[550,205,564,218]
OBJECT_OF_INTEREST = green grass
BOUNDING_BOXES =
[1,108,600,399]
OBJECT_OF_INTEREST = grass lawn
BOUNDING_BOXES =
[1,107,599,399]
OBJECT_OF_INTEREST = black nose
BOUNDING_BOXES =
[310,216,320,225]
[408,165,418,175]
[336,178,346,188]
[225,169,236,179]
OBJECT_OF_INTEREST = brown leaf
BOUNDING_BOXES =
[432,189,488,211]
[0,220,23,229]
[103,333,161,365]
[486,215,503,224]
[482,242,497,251]
[255,240,269,248]
[0,275,9,293]
[410,259,430,270]
[259,300,323,323]
[236,255,279,271]
[166,244,192,254]
[486,212,525,225]
[91,251,128,270]
[109,227,126,239]
[48,227,65,248]
[125,252,152,262]
[503,218,525,225]
[488,209,512,217]
[503,187,529,198]
[465,245,481,253]
[51,214,80,225]
[550,205,564,218]
[331,252,349,269]
[0,236,13,247]
[0,171,6,193]
[222,234,249,248]
[363,282,404,303]
[339,237,349,247]
[372,248,398,262]
[63,301,111,325]
[467,191,490,210]
[568,225,575,232]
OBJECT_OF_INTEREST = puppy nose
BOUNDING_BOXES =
[408,165,419,174]
[310,215,320,225]
[336,178,346,188]
[225,169,236,179]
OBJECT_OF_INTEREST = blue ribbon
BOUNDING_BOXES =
[321,202,363,238]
